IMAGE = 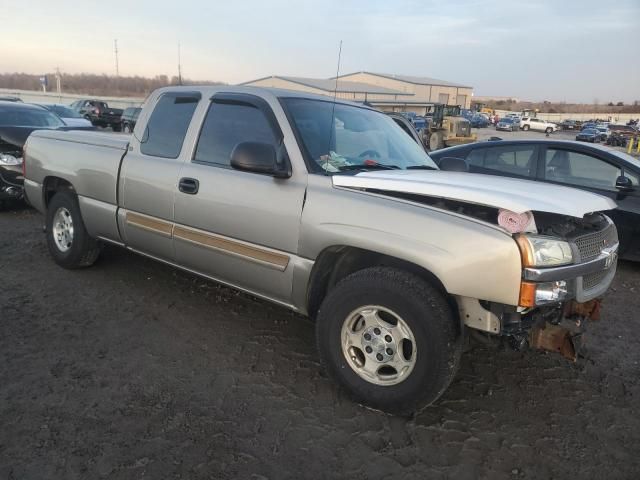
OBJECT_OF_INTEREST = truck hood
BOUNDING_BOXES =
[332,170,617,218]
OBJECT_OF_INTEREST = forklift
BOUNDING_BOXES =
[422,103,477,151]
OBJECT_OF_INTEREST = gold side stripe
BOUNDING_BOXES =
[125,210,290,271]
[173,225,290,271]
[126,212,173,237]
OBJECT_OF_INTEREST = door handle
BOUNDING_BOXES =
[178,177,199,195]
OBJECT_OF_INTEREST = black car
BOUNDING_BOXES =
[70,99,123,131]
[429,140,640,260]
[121,107,141,133]
[0,101,66,207]
[576,128,600,143]
[560,119,580,130]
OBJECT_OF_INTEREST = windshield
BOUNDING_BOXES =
[49,105,82,118]
[500,118,513,123]
[283,98,438,173]
[0,106,65,127]
[582,129,597,134]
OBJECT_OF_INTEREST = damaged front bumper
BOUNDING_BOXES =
[528,299,601,362]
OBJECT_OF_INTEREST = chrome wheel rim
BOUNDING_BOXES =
[341,305,417,386]
[52,207,74,252]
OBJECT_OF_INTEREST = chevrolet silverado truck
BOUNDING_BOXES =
[23,86,619,414]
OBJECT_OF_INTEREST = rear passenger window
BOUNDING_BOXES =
[193,102,278,167]
[473,145,536,178]
[141,93,200,159]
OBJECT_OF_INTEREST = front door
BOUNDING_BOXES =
[173,93,306,304]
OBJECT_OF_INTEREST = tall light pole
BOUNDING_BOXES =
[177,42,182,85]
[114,39,120,77]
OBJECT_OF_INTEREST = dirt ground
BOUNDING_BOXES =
[1,207,639,480]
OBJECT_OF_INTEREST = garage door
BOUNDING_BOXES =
[438,93,450,104]
[457,95,467,108]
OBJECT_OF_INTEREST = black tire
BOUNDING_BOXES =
[112,124,122,132]
[522,124,530,131]
[46,191,101,269]
[123,124,131,133]
[316,267,462,415]
[545,127,553,134]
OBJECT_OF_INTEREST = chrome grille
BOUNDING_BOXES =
[583,269,609,291]
[574,223,617,261]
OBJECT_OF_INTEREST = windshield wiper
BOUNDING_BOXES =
[406,165,438,170]
[338,163,401,171]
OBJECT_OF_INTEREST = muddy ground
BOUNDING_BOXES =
[1,207,639,480]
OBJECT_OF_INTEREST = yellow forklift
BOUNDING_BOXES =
[423,103,477,151]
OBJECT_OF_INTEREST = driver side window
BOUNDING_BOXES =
[544,149,637,190]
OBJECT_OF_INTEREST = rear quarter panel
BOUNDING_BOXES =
[24,130,129,241]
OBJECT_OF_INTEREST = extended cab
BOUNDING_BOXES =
[23,86,619,413]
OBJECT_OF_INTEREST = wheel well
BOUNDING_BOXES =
[307,246,451,320]
[43,177,75,207]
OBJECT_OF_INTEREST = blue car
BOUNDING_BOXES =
[576,128,600,143]
[469,114,489,128]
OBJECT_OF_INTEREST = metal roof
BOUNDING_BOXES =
[338,72,472,89]
[240,75,412,96]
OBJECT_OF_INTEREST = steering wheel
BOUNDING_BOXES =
[359,149,381,159]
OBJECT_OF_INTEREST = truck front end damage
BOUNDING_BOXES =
[458,212,618,361]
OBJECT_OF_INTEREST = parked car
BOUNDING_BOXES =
[36,104,93,128]
[23,86,618,413]
[496,118,519,132]
[469,114,490,128]
[560,119,579,130]
[70,99,123,131]
[608,124,638,138]
[595,125,609,142]
[575,128,600,143]
[0,101,66,206]
[121,107,141,133]
[520,117,559,133]
[430,139,640,259]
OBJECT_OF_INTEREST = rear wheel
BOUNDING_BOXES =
[123,124,131,133]
[46,191,101,269]
[316,267,461,415]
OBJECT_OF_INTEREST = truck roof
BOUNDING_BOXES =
[151,85,376,109]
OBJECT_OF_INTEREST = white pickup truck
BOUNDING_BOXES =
[23,86,618,413]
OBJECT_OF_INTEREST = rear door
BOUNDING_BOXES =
[118,91,201,261]
[465,144,540,180]
[172,92,306,304]
[539,145,640,258]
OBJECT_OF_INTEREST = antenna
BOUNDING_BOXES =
[114,39,119,76]
[177,42,183,85]
[325,40,343,173]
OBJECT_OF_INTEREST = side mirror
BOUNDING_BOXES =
[230,142,290,178]
[439,157,469,172]
[615,175,634,191]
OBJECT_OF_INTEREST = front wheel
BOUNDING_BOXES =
[545,127,553,134]
[46,191,101,269]
[122,124,131,133]
[316,267,461,415]
[522,124,530,131]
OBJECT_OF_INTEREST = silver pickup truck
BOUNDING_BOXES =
[23,86,619,413]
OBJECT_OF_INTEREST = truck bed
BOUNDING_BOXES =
[24,130,130,241]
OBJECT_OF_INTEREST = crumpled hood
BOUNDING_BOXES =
[332,170,617,218]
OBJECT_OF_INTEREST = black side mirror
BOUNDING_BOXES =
[230,142,290,178]
[615,175,634,191]
[439,157,469,172]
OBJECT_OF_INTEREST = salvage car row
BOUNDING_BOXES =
[0,85,623,414]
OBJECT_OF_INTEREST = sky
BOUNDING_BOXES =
[1,0,638,103]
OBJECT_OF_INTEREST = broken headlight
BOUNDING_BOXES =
[516,235,573,267]
[0,153,22,166]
